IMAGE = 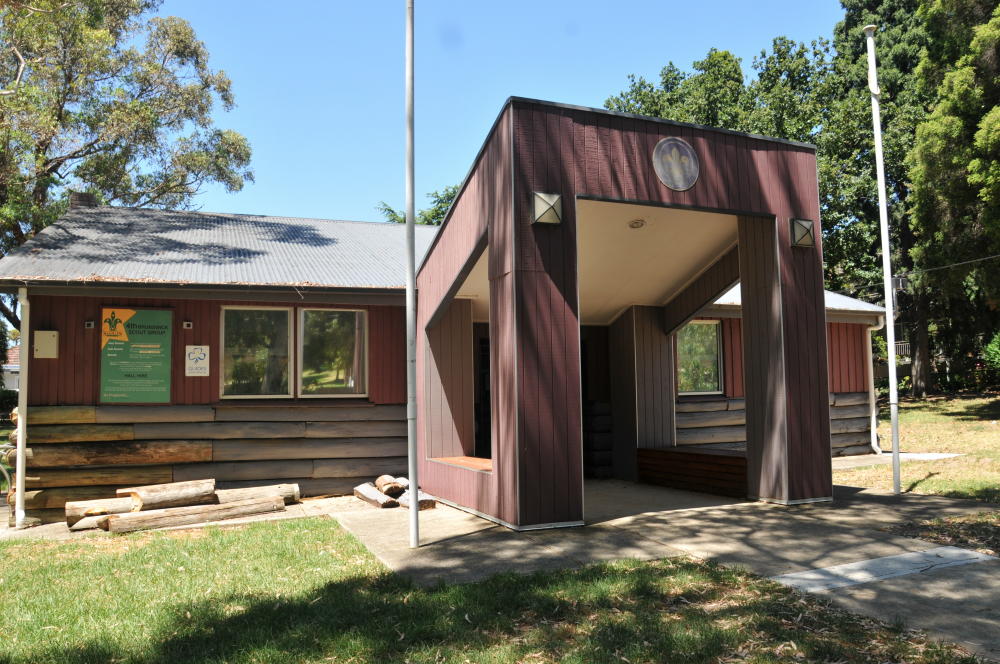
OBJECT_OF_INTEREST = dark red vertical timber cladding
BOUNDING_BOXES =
[511,105,583,526]
[722,318,745,398]
[368,305,407,404]
[504,98,829,507]
[27,294,406,406]
[423,298,473,458]
[415,107,516,525]
[609,309,638,481]
[827,322,869,394]
[632,306,675,450]
[662,248,740,335]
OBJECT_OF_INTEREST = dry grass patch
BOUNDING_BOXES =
[888,510,1000,555]
[833,394,1000,503]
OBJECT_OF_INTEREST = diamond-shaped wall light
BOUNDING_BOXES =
[790,218,815,247]
[533,192,562,225]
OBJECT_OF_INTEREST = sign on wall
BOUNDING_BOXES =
[100,308,173,403]
[185,345,210,377]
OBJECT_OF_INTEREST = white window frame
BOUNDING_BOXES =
[677,319,724,396]
[219,305,294,400]
[297,307,369,399]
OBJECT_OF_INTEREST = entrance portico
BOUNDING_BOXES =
[416,97,831,530]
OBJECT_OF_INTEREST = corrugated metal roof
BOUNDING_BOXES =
[712,284,885,314]
[0,207,439,289]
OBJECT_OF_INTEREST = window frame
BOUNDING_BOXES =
[219,305,295,400]
[676,319,725,396]
[296,307,369,399]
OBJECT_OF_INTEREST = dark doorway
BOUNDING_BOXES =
[473,322,491,459]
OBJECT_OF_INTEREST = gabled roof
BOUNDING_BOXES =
[711,284,885,315]
[0,207,439,290]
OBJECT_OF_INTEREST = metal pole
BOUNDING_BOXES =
[14,287,29,527]
[864,25,901,494]
[405,0,419,547]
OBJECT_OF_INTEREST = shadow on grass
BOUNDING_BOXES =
[906,471,940,493]
[0,560,951,664]
[932,395,1000,422]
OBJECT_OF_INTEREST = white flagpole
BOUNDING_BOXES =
[864,25,901,495]
[405,0,420,547]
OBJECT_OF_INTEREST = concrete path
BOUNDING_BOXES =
[335,481,1000,660]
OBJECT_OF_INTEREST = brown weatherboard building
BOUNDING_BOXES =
[2,98,883,529]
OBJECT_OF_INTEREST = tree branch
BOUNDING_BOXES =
[0,297,20,330]
[0,46,27,97]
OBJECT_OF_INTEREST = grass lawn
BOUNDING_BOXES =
[0,518,985,664]
[833,394,1000,555]
[833,394,1000,503]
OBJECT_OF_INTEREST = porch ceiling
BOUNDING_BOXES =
[577,200,737,325]
[455,246,490,322]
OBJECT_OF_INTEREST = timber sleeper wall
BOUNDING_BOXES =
[674,392,873,456]
[7,404,406,524]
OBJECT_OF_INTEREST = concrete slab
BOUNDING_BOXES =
[828,557,1000,659]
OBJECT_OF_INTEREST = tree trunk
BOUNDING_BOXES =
[117,478,217,511]
[102,496,286,534]
[909,293,931,398]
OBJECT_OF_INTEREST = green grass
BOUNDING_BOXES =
[0,517,984,664]
[834,394,1000,503]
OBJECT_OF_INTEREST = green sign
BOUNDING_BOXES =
[100,308,173,403]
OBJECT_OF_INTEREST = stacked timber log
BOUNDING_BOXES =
[353,475,435,510]
[674,392,875,456]
[6,402,407,525]
[64,479,299,533]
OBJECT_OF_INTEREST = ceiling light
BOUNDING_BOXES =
[628,219,646,229]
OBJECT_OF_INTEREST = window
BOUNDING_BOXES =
[677,320,723,394]
[220,306,368,399]
[299,309,367,397]
[222,307,292,397]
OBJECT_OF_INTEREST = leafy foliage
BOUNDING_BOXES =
[0,0,252,326]
[985,331,1000,371]
[377,184,458,226]
[908,1,1000,377]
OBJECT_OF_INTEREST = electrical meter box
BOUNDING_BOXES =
[34,330,59,359]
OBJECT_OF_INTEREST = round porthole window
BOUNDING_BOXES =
[652,137,700,191]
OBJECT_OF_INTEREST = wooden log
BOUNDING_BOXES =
[830,404,871,420]
[103,496,286,534]
[353,482,398,508]
[2,446,30,466]
[64,496,133,526]
[21,406,97,426]
[213,404,405,422]
[830,417,870,434]
[833,392,870,407]
[675,409,745,429]
[134,421,305,440]
[26,466,173,489]
[675,426,747,445]
[304,421,407,439]
[173,460,313,483]
[69,514,111,531]
[95,406,216,424]
[398,489,435,510]
[211,437,406,462]
[374,474,405,497]
[727,399,745,411]
[675,399,728,413]
[218,477,359,498]
[13,508,65,525]
[216,483,300,505]
[312,457,407,479]
[117,478,217,511]
[11,485,127,510]
[25,440,212,468]
[24,424,134,444]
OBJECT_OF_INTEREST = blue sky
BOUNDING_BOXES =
[158,0,846,222]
